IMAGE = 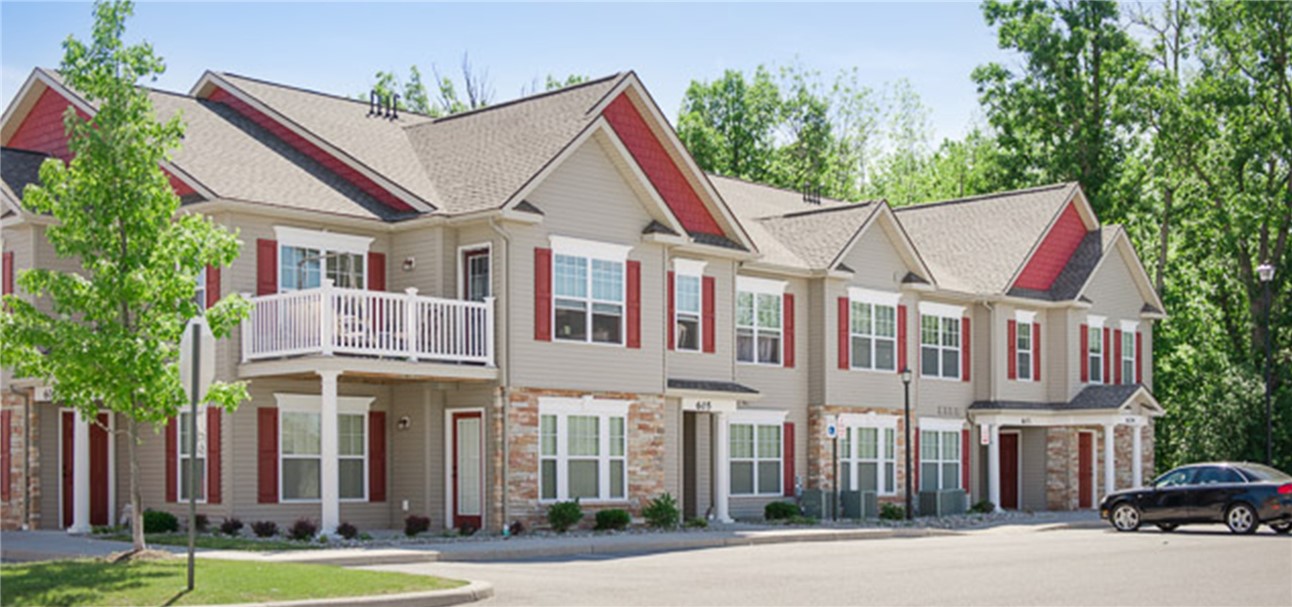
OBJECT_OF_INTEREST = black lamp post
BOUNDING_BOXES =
[1258,261,1275,466]
[901,367,914,520]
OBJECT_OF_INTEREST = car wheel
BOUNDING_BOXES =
[1111,503,1141,532]
[1155,523,1178,532]
[1271,521,1291,535]
[1225,503,1258,534]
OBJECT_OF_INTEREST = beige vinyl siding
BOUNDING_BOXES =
[388,225,446,296]
[37,403,58,529]
[1048,308,1076,403]
[507,135,665,395]
[389,383,432,524]
[1020,427,1047,511]
[995,304,1048,403]
[1083,248,1156,390]
[665,257,737,383]
[663,399,682,508]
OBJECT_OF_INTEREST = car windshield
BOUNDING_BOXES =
[1236,463,1292,482]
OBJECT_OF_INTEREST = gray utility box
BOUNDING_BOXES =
[800,489,835,520]
[918,489,967,516]
[841,491,879,519]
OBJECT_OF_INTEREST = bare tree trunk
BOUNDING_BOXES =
[1155,185,1173,294]
[128,416,145,552]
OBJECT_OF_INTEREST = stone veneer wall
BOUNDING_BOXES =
[0,388,39,530]
[807,405,909,502]
[1046,422,1155,511]
[502,387,666,530]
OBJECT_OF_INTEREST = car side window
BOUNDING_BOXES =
[1196,466,1244,484]
[1156,468,1194,488]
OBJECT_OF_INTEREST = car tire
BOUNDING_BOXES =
[1155,523,1178,532]
[1271,521,1291,535]
[1225,503,1258,535]
[1111,502,1141,532]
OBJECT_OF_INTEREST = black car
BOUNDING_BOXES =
[1100,462,1292,534]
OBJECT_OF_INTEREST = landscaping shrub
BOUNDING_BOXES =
[968,500,995,514]
[594,508,631,531]
[508,520,526,536]
[547,500,583,532]
[251,520,279,538]
[143,509,179,534]
[457,522,478,536]
[404,515,431,537]
[642,493,680,529]
[879,503,905,521]
[764,501,799,521]
[684,517,708,529]
[193,514,210,533]
[219,518,244,537]
[287,518,318,541]
[336,521,359,540]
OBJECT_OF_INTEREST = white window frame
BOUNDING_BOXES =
[918,419,963,492]
[537,397,630,504]
[274,393,374,504]
[919,302,964,380]
[550,236,631,347]
[673,258,706,352]
[275,226,373,293]
[194,266,207,313]
[1088,324,1104,385]
[1016,321,1033,382]
[848,288,900,372]
[177,406,208,503]
[736,276,787,366]
[1121,320,1138,384]
[458,243,493,302]
[838,414,898,496]
[727,408,787,497]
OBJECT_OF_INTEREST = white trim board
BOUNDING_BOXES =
[549,235,633,262]
[274,225,374,255]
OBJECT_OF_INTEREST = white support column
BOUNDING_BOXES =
[68,413,92,534]
[713,412,732,523]
[987,424,1001,512]
[319,370,341,535]
[1103,423,1116,498]
[1131,425,1143,487]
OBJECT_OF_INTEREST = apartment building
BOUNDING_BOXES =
[0,67,1164,533]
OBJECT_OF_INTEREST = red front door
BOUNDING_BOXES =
[451,411,483,531]
[1000,433,1019,510]
[1078,432,1093,509]
[61,411,111,528]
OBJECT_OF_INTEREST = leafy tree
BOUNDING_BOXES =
[0,0,249,552]
[677,67,782,185]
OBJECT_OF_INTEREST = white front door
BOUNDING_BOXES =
[452,412,483,529]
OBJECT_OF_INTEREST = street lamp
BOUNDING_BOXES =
[1258,262,1275,466]
[901,367,914,521]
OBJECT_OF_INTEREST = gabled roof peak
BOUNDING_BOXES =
[427,72,627,125]
[894,181,1077,213]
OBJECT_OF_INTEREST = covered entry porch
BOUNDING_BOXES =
[970,385,1163,512]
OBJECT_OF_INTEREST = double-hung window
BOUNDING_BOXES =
[729,422,782,495]
[551,237,629,345]
[920,304,962,379]
[839,418,897,495]
[1088,325,1104,384]
[675,273,702,351]
[194,266,207,313]
[177,408,206,502]
[851,300,897,371]
[276,394,373,502]
[1016,322,1033,381]
[1121,324,1136,384]
[539,398,628,502]
[919,425,961,491]
[275,226,372,292]
[736,277,786,365]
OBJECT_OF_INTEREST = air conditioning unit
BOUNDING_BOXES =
[800,489,835,519]
[841,491,879,519]
[918,489,967,517]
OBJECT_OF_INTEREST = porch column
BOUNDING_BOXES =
[319,370,341,535]
[1103,423,1116,498]
[987,423,1001,512]
[1131,424,1143,487]
[713,412,732,523]
[68,413,92,534]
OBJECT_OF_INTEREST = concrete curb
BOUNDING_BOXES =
[192,581,493,607]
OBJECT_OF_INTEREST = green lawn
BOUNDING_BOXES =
[0,558,466,606]
[96,532,316,552]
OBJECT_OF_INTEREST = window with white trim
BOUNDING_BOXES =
[1121,330,1135,384]
[337,414,367,500]
[276,227,371,292]
[920,315,960,379]
[737,292,782,365]
[278,400,369,502]
[194,266,207,313]
[730,423,781,495]
[851,301,897,371]
[919,429,961,491]
[675,273,701,351]
[553,254,624,345]
[1088,326,1104,384]
[539,408,627,502]
[840,425,897,495]
[1016,322,1033,381]
[177,408,207,502]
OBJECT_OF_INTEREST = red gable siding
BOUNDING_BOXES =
[601,94,726,237]
[207,87,413,212]
[8,86,197,197]
[1013,202,1088,291]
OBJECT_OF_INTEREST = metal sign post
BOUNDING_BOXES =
[179,318,215,592]
[826,417,838,521]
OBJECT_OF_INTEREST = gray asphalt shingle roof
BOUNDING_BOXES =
[708,174,856,269]
[760,203,881,269]
[969,384,1147,411]
[1,147,48,206]
[667,378,760,395]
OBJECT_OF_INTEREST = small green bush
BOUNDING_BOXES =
[547,500,583,532]
[143,509,179,534]
[764,501,799,521]
[594,508,631,531]
[968,500,995,514]
[642,493,680,528]
[250,520,278,538]
[879,502,905,521]
[684,517,708,529]
[336,521,359,540]
[404,515,431,537]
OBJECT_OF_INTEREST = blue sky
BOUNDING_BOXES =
[2,2,1013,141]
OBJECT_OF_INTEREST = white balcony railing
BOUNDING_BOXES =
[241,281,494,366]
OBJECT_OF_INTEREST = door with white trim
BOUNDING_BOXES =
[452,411,483,531]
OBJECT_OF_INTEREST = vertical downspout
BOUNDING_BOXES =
[488,218,512,532]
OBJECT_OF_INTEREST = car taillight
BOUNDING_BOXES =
[1279,483,1292,495]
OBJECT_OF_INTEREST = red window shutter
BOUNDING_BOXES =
[257,408,278,504]
[165,418,178,503]
[1007,320,1018,380]
[1103,327,1111,384]
[205,265,221,309]
[626,260,641,349]
[534,248,552,341]
[961,317,971,382]
[256,239,277,296]
[1,410,11,501]
[783,293,795,368]
[207,408,221,504]
[783,422,796,497]
[667,271,676,351]
[2,251,14,296]
[367,252,386,291]
[961,428,970,494]
[1080,324,1089,383]
[897,305,908,373]
[1114,329,1123,384]
[838,297,850,370]
[1033,322,1042,381]
[1136,331,1144,384]
[702,276,716,353]
[369,411,387,502]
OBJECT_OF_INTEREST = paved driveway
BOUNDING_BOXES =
[368,526,1292,606]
